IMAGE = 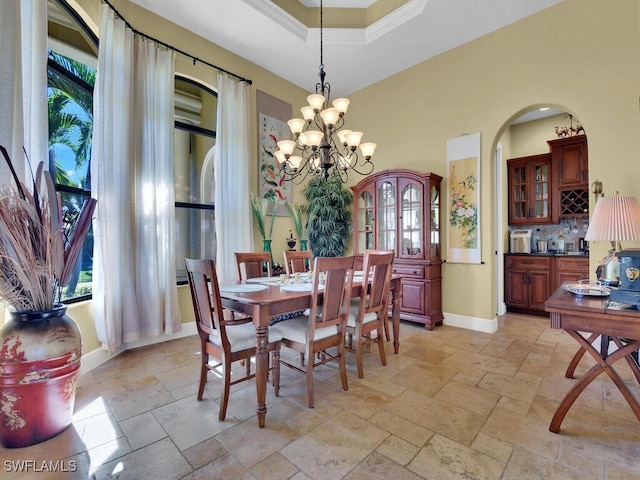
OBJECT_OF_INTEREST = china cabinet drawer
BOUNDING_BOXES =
[392,265,424,279]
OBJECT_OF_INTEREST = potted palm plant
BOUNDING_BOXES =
[0,145,96,448]
[303,173,353,257]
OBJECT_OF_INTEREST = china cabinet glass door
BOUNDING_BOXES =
[401,182,422,257]
[356,190,374,254]
[430,184,440,259]
[377,180,396,251]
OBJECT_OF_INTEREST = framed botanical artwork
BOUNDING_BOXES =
[446,132,481,264]
[257,90,292,215]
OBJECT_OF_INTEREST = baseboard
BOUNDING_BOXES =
[442,312,498,333]
[79,322,198,375]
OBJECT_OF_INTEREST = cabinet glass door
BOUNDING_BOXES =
[377,180,396,251]
[401,183,422,257]
[430,185,440,259]
[512,164,527,220]
[356,191,374,254]
[533,163,550,219]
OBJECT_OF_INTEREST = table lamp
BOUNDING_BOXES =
[584,191,640,286]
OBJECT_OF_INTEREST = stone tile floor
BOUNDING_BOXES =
[3,313,640,479]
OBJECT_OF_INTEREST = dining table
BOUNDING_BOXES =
[219,273,403,427]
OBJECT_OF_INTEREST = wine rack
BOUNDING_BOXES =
[559,189,588,217]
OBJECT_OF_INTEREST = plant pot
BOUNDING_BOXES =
[262,239,274,268]
[0,305,82,448]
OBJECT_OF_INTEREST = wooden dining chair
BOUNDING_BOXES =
[235,251,272,281]
[346,249,394,379]
[283,250,312,275]
[277,255,356,408]
[184,257,282,420]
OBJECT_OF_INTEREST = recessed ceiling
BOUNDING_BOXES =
[131,0,563,97]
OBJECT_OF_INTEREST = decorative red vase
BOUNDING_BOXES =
[0,305,82,448]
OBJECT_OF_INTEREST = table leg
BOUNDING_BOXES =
[564,332,599,378]
[255,324,269,428]
[550,331,640,433]
[390,283,402,354]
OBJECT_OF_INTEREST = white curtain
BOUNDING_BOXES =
[0,0,48,184]
[214,73,253,285]
[92,5,179,351]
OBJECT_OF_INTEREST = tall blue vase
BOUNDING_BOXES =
[262,239,273,268]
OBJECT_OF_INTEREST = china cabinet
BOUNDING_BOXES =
[507,153,554,225]
[351,169,443,330]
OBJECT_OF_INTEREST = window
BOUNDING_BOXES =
[174,76,218,283]
[47,0,98,302]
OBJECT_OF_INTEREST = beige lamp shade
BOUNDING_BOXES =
[584,192,640,244]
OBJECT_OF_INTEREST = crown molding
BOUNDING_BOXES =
[243,0,426,44]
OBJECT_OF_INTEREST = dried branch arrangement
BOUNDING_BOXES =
[0,146,96,311]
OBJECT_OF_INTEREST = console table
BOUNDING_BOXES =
[544,285,640,433]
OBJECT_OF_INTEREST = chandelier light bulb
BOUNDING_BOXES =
[274,150,287,164]
[320,107,339,129]
[301,106,315,122]
[287,118,306,135]
[277,140,296,155]
[338,155,354,170]
[305,130,324,147]
[307,94,325,111]
[332,98,350,115]
[298,131,310,148]
[288,156,303,170]
[336,129,351,146]
[359,142,377,159]
[345,131,363,148]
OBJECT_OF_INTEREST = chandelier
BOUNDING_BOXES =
[275,0,376,183]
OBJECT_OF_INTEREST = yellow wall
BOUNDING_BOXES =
[55,0,640,346]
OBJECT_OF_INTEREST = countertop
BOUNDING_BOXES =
[505,252,589,257]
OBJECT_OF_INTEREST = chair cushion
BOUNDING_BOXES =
[276,315,339,344]
[347,299,378,327]
[209,322,283,352]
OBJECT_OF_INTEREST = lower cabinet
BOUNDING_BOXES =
[505,256,553,314]
[505,254,590,315]
[556,256,590,285]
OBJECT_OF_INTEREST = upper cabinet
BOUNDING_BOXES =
[549,135,588,188]
[507,153,554,225]
[352,169,443,330]
[549,135,589,218]
[507,135,588,225]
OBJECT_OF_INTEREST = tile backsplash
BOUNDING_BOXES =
[509,218,589,253]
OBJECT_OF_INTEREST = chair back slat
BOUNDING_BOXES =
[309,256,355,330]
[185,258,230,349]
[235,252,272,280]
[361,250,394,314]
[284,250,312,274]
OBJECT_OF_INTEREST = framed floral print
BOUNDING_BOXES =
[446,132,481,264]
[257,90,292,215]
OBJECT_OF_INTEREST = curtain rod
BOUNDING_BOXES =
[102,0,252,85]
